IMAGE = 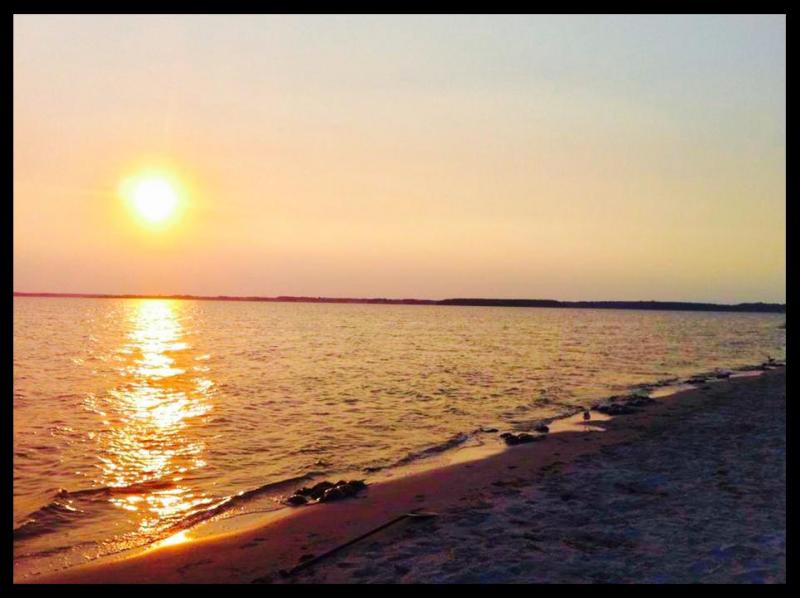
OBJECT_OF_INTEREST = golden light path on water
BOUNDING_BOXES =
[91,300,214,540]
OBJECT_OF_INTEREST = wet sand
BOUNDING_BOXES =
[26,369,785,584]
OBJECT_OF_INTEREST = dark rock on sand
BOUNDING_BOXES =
[296,481,335,500]
[594,403,638,416]
[500,432,545,446]
[294,479,368,503]
[627,395,654,407]
[534,423,550,433]
[318,480,368,503]
[592,389,654,415]
[286,493,309,506]
[320,486,350,502]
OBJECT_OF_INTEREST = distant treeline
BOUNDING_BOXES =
[14,292,786,313]
[438,298,785,313]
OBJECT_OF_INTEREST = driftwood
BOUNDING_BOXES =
[252,510,438,582]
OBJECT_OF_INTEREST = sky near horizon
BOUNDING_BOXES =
[14,15,786,303]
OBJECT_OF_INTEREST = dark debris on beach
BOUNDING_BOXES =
[286,480,368,506]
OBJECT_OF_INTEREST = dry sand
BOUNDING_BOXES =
[26,369,785,584]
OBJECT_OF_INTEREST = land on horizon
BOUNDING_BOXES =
[13,291,786,313]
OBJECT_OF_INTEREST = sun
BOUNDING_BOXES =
[121,173,183,227]
[132,178,178,223]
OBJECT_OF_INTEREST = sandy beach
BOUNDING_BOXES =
[22,367,785,584]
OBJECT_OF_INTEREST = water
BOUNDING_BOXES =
[13,297,785,576]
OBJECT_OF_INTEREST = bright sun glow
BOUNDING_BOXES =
[120,173,183,227]
[131,177,179,223]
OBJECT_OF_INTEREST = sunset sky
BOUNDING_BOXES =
[13,14,785,303]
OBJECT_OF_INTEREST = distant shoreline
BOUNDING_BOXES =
[13,292,785,314]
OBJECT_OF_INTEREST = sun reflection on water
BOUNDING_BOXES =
[155,529,191,548]
[95,300,215,536]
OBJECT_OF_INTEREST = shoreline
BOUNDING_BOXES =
[12,361,783,578]
[22,367,785,584]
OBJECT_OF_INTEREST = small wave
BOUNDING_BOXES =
[54,478,178,500]
[365,432,474,473]
[16,472,318,544]
[14,539,97,560]
[14,500,83,540]
[153,472,318,537]
[396,432,472,464]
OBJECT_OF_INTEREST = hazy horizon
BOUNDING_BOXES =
[14,15,786,303]
[12,290,786,307]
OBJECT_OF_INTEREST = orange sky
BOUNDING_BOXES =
[13,15,785,302]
